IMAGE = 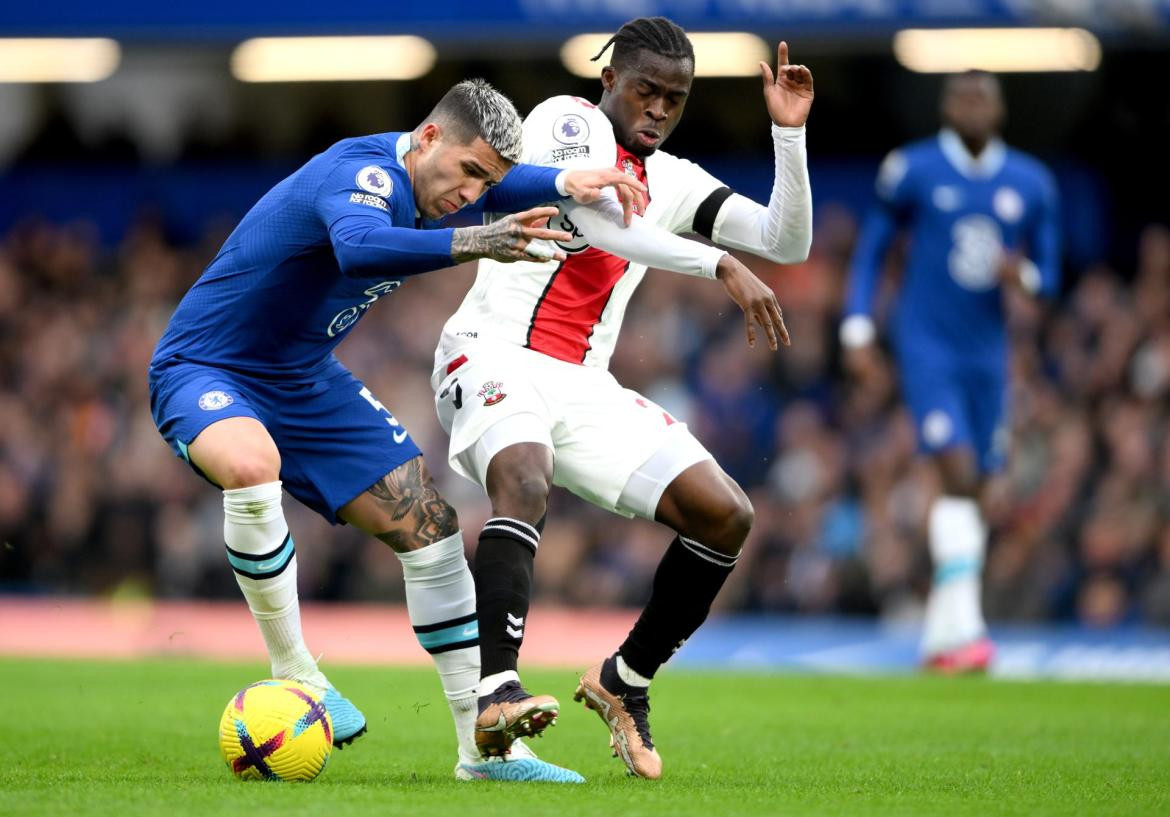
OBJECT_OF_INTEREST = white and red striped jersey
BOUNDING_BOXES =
[436,95,728,371]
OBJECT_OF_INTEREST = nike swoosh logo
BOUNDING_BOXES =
[393,430,407,444]
[476,712,508,733]
[462,626,478,637]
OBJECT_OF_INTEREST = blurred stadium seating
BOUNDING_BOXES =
[2,2,1169,656]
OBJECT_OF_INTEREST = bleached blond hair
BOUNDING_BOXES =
[424,78,522,163]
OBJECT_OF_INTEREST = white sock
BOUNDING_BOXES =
[922,495,988,655]
[477,670,520,698]
[224,481,327,688]
[616,654,652,688]
[397,532,481,761]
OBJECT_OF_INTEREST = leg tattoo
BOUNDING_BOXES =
[367,457,458,548]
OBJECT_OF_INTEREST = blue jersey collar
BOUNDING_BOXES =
[938,128,1006,179]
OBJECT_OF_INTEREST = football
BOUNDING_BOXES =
[218,679,333,782]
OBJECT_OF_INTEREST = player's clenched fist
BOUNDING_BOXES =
[451,206,572,264]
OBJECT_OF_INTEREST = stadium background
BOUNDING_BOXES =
[2,1,1170,678]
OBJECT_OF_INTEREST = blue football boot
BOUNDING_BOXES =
[455,739,585,783]
[321,686,368,748]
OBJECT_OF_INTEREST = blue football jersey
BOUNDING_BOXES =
[150,132,561,379]
[845,129,1061,368]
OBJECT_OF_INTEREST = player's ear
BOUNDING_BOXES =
[601,66,617,92]
[417,122,442,153]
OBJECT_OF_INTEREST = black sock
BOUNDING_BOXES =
[473,517,540,679]
[618,535,738,681]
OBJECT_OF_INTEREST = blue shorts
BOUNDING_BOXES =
[148,360,422,522]
[898,357,1009,475]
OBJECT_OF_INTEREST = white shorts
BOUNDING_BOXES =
[431,340,712,519]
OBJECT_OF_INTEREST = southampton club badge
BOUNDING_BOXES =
[198,390,234,411]
[621,158,637,178]
[478,381,507,406]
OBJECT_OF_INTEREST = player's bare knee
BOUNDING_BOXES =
[364,457,459,550]
[492,473,549,523]
[684,489,752,557]
[937,450,981,497]
[946,481,980,499]
[716,493,754,555]
[939,466,980,497]
[486,454,551,523]
[219,456,280,490]
[940,470,978,496]
[428,497,460,541]
[371,494,458,552]
[731,493,755,539]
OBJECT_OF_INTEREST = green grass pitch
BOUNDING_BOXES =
[2,658,1167,816]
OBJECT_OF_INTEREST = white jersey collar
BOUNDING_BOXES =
[938,128,1006,179]
[395,132,420,219]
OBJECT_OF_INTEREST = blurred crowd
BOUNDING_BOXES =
[2,203,1170,631]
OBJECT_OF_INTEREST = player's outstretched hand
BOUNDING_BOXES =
[716,255,790,350]
[451,206,571,264]
[562,167,647,225]
[760,41,814,128]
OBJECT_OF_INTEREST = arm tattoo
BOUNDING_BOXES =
[451,217,525,263]
[367,458,459,548]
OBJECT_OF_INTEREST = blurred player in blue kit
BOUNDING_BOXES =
[148,79,643,782]
[843,71,1060,672]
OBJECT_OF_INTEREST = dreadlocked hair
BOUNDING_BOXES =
[590,17,694,68]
